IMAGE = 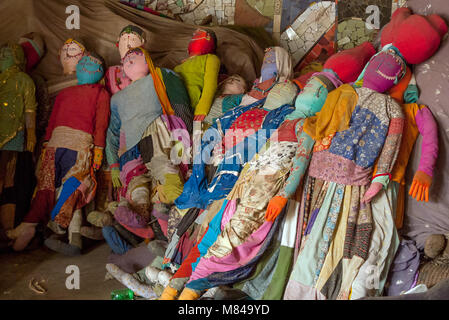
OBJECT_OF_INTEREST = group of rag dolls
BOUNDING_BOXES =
[0,7,447,300]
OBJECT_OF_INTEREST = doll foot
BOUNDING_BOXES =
[178,287,201,300]
[9,223,37,252]
[424,234,446,259]
[159,286,178,300]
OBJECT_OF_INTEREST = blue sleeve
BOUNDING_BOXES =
[105,100,121,166]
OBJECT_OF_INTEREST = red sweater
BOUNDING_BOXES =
[45,84,111,148]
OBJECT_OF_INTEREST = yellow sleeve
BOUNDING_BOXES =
[194,54,220,116]
[22,74,37,113]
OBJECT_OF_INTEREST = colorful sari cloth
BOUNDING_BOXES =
[182,119,314,293]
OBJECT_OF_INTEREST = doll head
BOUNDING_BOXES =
[260,46,293,83]
[381,8,448,65]
[0,43,25,72]
[263,81,298,111]
[76,52,105,85]
[362,49,406,93]
[260,47,277,82]
[188,29,217,57]
[18,32,45,72]
[118,25,146,59]
[122,47,149,81]
[218,74,247,96]
[60,39,86,75]
[323,42,376,83]
[293,76,332,118]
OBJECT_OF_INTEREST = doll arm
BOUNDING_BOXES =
[23,76,38,152]
[193,54,220,119]
[266,120,314,222]
[415,106,438,177]
[44,95,60,142]
[105,101,121,168]
[92,89,111,170]
[279,120,315,199]
[363,102,404,203]
[93,89,111,149]
[409,106,438,202]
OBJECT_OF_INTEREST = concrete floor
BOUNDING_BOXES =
[0,242,125,300]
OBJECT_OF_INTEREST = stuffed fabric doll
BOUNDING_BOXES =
[104,47,190,252]
[0,33,47,240]
[105,25,146,95]
[7,52,110,255]
[350,75,439,300]
[349,13,447,299]
[0,43,37,233]
[284,47,407,300]
[174,29,221,157]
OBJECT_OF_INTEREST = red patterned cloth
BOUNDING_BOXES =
[224,108,268,149]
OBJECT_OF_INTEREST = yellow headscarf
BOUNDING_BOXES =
[133,47,174,116]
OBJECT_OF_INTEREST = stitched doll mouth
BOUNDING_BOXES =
[375,69,397,81]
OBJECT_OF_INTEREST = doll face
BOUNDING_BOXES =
[294,76,329,117]
[76,55,104,85]
[260,48,277,82]
[60,41,85,75]
[263,81,298,110]
[221,75,247,95]
[118,32,144,59]
[123,50,148,81]
[363,50,405,93]
[0,46,15,72]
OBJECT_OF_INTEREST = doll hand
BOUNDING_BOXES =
[194,115,206,122]
[409,170,432,202]
[92,147,103,171]
[26,129,36,152]
[111,167,122,188]
[265,196,288,222]
[362,182,383,204]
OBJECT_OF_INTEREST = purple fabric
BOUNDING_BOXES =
[152,208,169,221]
[385,239,420,296]
[305,208,320,236]
[188,221,273,282]
[415,107,439,177]
[363,52,404,93]
[220,199,237,231]
[314,70,343,88]
[403,0,449,250]
[114,205,149,228]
